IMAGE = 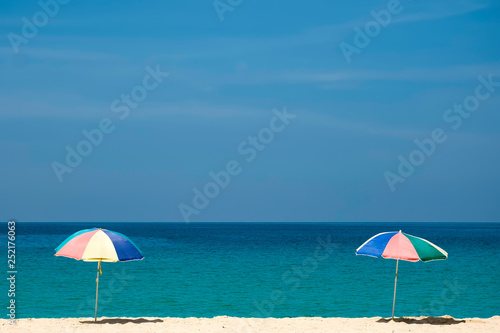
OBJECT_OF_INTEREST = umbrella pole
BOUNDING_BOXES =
[94,260,101,323]
[392,259,399,320]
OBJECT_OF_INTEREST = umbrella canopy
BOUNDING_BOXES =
[355,230,447,319]
[55,228,143,322]
[356,230,448,262]
[55,228,143,262]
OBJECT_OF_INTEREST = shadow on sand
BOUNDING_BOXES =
[377,317,466,325]
[80,318,164,324]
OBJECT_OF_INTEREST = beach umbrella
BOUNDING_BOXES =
[55,228,144,322]
[355,230,447,319]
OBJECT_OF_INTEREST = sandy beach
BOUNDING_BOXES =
[2,316,499,332]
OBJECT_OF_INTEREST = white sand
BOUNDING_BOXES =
[2,316,498,332]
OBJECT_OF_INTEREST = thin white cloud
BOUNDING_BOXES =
[0,0,490,66]
[132,102,263,118]
[301,109,428,140]
[0,94,264,119]
[393,0,489,24]
[0,0,489,65]
[0,46,128,63]
[170,63,500,88]
[300,100,500,142]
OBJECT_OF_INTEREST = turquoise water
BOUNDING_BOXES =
[2,222,499,319]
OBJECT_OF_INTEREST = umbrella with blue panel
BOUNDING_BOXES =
[356,230,447,319]
[55,228,144,322]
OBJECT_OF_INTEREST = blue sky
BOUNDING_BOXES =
[1,0,499,222]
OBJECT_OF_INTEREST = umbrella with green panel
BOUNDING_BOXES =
[356,230,448,319]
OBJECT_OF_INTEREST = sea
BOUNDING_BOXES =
[2,222,499,319]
